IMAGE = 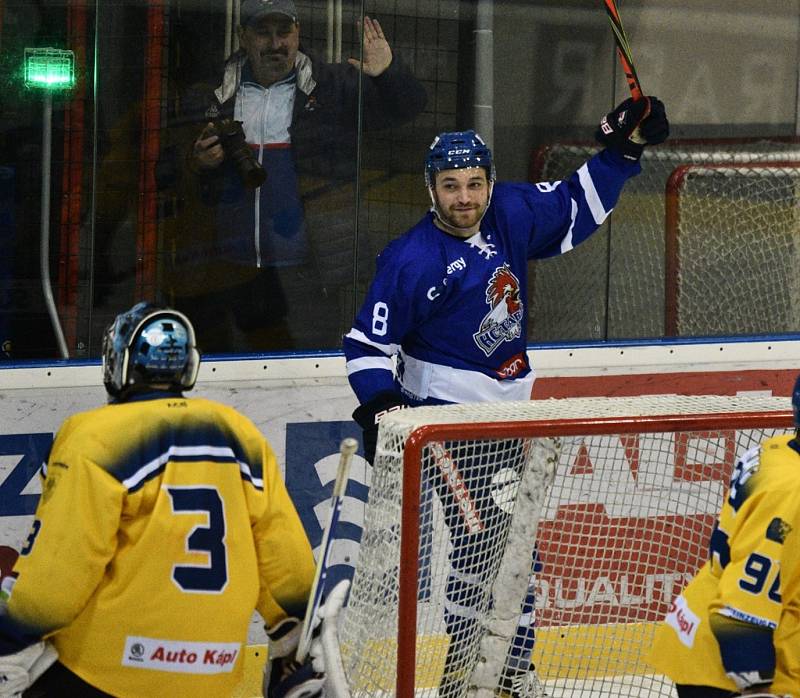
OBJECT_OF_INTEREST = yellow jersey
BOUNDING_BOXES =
[647,434,800,694]
[0,392,315,698]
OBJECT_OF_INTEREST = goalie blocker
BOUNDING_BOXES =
[265,581,351,697]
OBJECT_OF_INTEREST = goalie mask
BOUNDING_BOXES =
[424,130,496,230]
[102,302,200,399]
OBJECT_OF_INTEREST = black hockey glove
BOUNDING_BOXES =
[352,390,406,464]
[265,657,323,698]
[263,618,324,698]
[595,96,669,161]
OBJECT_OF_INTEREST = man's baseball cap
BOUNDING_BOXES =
[240,0,298,26]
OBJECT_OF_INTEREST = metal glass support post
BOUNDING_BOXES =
[474,0,494,147]
[40,90,70,358]
[25,46,75,359]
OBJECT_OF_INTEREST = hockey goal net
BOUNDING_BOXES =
[336,394,792,697]
[527,138,800,341]
[665,162,800,336]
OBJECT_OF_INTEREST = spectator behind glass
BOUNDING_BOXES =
[156,0,426,353]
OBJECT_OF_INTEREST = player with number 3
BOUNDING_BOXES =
[0,302,321,697]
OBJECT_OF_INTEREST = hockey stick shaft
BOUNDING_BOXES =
[295,437,358,662]
[429,441,484,534]
[603,0,644,101]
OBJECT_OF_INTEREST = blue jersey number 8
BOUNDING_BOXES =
[167,486,228,593]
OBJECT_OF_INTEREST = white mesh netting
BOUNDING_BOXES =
[666,163,800,335]
[336,395,792,697]
[527,140,800,341]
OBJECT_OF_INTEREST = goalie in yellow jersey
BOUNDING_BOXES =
[647,378,800,698]
[0,302,322,698]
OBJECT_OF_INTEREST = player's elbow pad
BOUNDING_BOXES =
[710,613,776,691]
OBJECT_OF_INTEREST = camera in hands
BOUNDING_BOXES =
[209,118,267,189]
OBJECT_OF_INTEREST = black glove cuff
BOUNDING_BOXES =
[352,391,406,429]
[353,391,406,465]
[594,131,645,161]
[617,139,645,161]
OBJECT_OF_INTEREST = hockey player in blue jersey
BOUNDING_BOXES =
[344,96,669,696]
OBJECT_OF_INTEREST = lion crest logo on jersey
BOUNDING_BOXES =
[472,264,523,356]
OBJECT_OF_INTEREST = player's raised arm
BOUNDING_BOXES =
[523,97,669,259]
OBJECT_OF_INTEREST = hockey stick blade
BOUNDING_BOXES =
[295,437,358,662]
[603,0,644,101]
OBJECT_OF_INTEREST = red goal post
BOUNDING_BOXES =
[527,138,800,341]
[335,394,793,697]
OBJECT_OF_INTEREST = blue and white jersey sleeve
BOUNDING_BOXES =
[343,239,437,405]
[494,148,640,259]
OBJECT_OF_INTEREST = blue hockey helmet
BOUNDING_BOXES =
[424,130,496,188]
[102,302,200,398]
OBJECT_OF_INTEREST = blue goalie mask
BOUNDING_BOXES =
[102,302,200,398]
[424,130,496,188]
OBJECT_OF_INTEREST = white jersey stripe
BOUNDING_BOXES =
[122,445,263,491]
[344,328,400,355]
[560,198,578,253]
[346,355,394,376]
[578,162,612,225]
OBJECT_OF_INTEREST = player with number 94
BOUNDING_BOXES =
[647,376,800,697]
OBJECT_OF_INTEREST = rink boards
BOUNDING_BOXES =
[1,339,798,697]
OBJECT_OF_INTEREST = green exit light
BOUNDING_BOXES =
[24,47,75,89]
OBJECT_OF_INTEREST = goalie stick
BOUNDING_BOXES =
[295,437,358,663]
[602,0,645,102]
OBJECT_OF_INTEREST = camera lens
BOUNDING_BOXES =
[214,119,266,189]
